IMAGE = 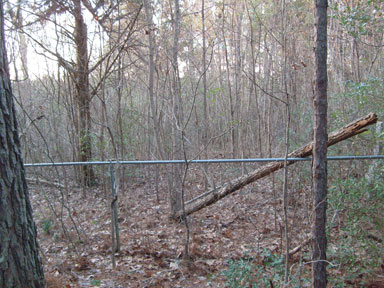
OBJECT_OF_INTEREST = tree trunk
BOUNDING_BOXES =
[16,0,29,79]
[74,0,95,186]
[312,0,328,286]
[170,0,183,216]
[245,2,263,157]
[144,0,170,202]
[0,1,45,285]
[172,113,377,219]
[234,0,244,159]
[201,0,209,189]
[222,0,236,158]
[144,0,163,160]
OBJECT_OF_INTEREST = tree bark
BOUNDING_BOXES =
[312,0,328,286]
[144,0,163,160]
[0,1,45,286]
[74,0,95,186]
[172,112,377,219]
[221,0,236,158]
[201,0,209,189]
[170,0,183,216]
[233,0,244,159]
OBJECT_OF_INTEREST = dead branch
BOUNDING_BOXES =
[26,177,65,189]
[172,113,377,219]
[289,234,312,256]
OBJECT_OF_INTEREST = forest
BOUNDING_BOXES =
[1,0,384,287]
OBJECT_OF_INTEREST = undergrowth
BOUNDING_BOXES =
[220,169,383,287]
[220,248,285,288]
[327,169,384,286]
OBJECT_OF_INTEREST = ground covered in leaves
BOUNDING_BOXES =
[28,164,383,287]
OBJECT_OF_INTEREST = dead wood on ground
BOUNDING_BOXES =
[173,113,378,219]
[26,177,65,189]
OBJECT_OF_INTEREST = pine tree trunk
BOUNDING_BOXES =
[0,1,45,285]
[312,0,328,286]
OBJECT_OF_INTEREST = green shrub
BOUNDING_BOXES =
[221,249,285,288]
[90,279,101,286]
[328,169,384,285]
[42,218,52,235]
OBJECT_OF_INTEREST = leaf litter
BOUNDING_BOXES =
[29,165,315,287]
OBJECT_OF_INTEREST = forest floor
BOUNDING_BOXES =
[28,165,383,287]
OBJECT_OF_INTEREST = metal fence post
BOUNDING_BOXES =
[110,163,120,253]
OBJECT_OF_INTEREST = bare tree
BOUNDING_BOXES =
[201,0,209,188]
[170,0,183,216]
[6,0,29,80]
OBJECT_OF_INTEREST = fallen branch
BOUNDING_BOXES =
[289,234,312,256]
[26,177,65,189]
[173,113,377,219]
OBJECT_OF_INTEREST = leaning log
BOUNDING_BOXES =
[173,113,377,219]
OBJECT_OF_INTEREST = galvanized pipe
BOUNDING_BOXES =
[24,155,384,167]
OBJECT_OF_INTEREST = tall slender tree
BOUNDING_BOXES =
[170,0,183,216]
[73,0,95,186]
[312,0,328,286]
[201,0,209,189]
[0,1,45,286]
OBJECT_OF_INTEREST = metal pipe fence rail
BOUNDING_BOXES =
[23,155,384,167]
[24,155,383,257]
